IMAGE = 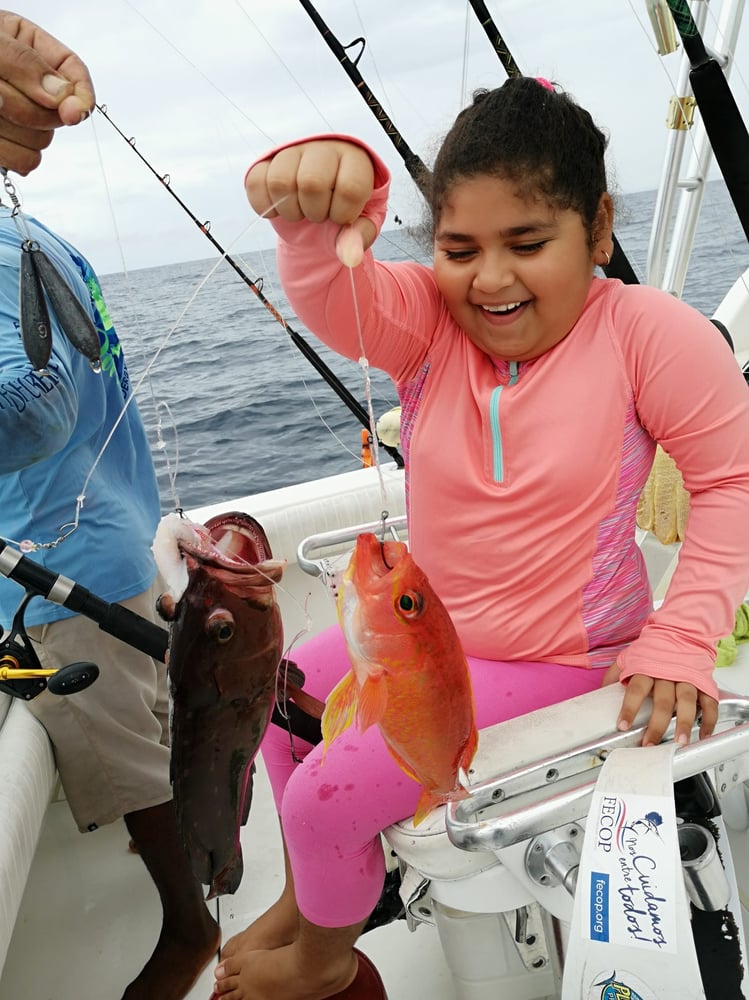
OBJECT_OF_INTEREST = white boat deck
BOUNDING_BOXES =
[0,756,455,1000]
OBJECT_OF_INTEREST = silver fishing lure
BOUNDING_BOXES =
[2,169,101,374]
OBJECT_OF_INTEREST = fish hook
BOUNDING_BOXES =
[378,509,389,542]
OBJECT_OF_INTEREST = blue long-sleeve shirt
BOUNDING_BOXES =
[0,207,160,627]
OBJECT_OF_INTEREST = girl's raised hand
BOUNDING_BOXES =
[246,140,375,225]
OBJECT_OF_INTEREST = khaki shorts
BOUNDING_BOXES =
[26,581,172,832]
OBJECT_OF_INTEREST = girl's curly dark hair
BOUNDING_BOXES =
[426,77,609,239]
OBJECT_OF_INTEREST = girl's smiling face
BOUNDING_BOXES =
[433,174,613,362]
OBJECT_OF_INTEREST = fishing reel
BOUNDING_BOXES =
[0,592,99,700]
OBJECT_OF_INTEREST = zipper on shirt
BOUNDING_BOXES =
[490,360,519,482]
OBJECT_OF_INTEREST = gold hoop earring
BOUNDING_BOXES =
[601,249,611,267]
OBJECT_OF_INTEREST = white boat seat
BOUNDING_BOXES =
[0,693,11,729]
[384,683,636,880]
[0,699,56,971]
[385,660,749,895]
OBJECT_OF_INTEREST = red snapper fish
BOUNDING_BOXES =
[322,532,478,826]
[153,510,285,898]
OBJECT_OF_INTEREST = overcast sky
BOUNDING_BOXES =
[11,0,749,274]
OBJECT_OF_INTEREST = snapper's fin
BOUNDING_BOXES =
[321,671,359,753]
[383,743,421,785]
[412,785,470,828]
[460,721,479,772]
[355,672,388,732]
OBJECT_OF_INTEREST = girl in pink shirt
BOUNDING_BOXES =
[212,78,749,1000]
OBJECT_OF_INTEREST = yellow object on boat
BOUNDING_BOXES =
[376,406,401,448]
[636,445,690,544]
[716,603,749,667]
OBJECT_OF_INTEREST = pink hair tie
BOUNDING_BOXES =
[535,77,554,92]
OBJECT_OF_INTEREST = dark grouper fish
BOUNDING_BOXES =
[153,510,285,898]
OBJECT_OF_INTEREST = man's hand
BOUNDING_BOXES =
[0,11,95,173]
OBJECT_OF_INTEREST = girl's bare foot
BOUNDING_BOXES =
[212,941,358,1000]
[220,894,299,959]
[222,831,299,960]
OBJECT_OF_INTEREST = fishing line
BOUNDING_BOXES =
[460,3,473,108]
[348,266,385,488]
[345,263,393,540]
[88,112,184,509]
[123,0,276,145]
[233,0,337,132]
[151,400,182,508]
[15,200,285,552]
[240,243,394,470]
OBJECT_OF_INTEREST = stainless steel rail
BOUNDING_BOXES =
[296,515,408,577]
[446,691,749,852]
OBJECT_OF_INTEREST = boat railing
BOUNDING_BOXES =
[296,514,409,579]
[648,0,747,298]
[445,688,749,853]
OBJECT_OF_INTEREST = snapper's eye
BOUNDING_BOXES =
[206,609,235,643]
[395,590,424,620]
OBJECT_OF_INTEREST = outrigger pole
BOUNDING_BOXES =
[298,0,639,285]
[664,0,749,242]
[95,104,403,469]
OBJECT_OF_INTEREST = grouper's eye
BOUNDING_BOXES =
[395,590,424,621]
[206,609,235,643]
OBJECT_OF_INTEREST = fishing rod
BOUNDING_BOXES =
[465,0,522,78]
[0,539,168,659]
[0,537,322,740]
[464,0,639,285]
[664,0,749,243]
[95,104,403,468]
[299,0,639,285]
[0,537,167,700]
[296,0,430,196]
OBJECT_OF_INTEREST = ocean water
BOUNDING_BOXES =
[99,183,749,512]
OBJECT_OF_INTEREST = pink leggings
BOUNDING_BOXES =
[261,624,605,927]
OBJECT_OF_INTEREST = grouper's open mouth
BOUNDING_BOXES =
[153,511,285,607]
[183,513,273,571]
[183,514,285,590]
